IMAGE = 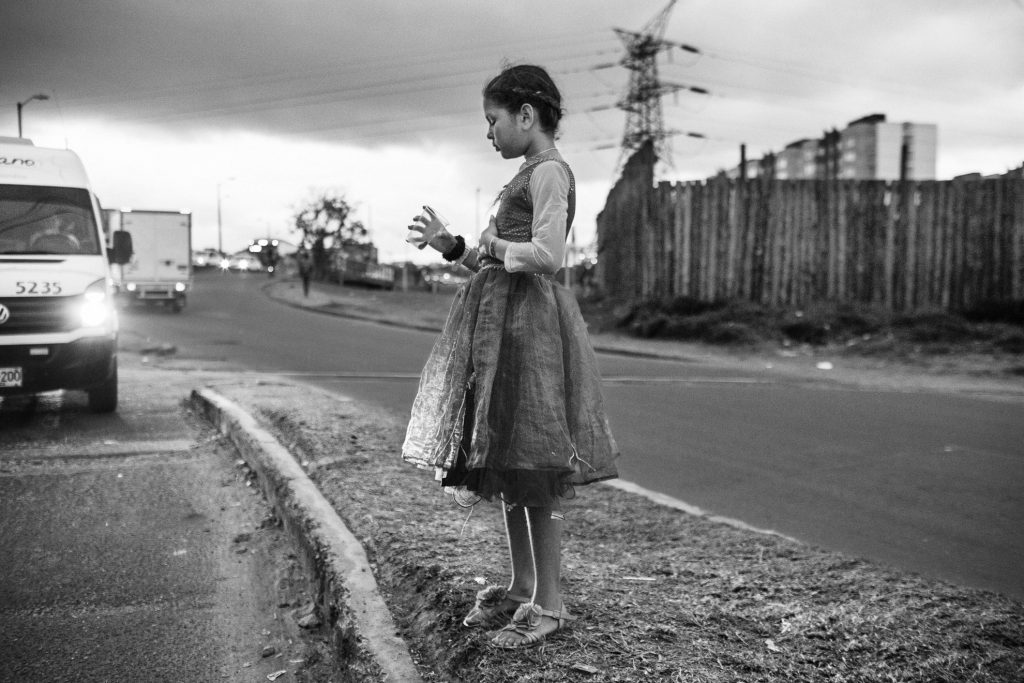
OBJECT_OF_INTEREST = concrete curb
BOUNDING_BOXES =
[190,388,423,683]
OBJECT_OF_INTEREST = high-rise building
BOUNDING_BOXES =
[839,114,937,180]
[732,115,937,181]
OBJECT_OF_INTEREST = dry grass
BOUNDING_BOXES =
[211,379,1024,683]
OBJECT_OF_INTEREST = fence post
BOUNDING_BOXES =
[1014,178,1024,299]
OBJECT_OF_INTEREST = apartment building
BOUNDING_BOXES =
[775,138,820,179]
[733,114,938,181]
[838,114,937,180]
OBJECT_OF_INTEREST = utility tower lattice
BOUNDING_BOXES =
[614,0,682,168]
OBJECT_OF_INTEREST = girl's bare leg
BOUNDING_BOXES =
[464,504,533,627]
[503,504,535,599]
[526,506,563,610]
[492,505,566,646]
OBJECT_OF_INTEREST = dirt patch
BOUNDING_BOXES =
[210,379,1024,683]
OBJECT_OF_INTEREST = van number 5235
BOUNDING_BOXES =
[15,281,62,295]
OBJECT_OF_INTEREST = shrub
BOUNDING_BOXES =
[705,321,760,345]
[832,304,887,337]
[662,296,726,317]
[962,299,1024,326]
[661,317,710,340]
[780,319,831,345]
[630,315,667,339]
[614,296,1022,357]
[616,300,661,329]
[892,311,975,343]
[995,329,1024,354]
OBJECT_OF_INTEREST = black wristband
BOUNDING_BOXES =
[441,235,466,262]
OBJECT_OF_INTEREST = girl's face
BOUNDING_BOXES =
[484,99,527,159]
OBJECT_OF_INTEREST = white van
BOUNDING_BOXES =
[0,138,130,412]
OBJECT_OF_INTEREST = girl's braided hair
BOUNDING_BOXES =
[483,64,564,133]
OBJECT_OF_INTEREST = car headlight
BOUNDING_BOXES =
[174,282,187,292]
[81,279,114,328]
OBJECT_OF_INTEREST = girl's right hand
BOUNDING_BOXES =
[406,206,455,253]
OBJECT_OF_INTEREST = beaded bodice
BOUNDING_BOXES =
[493,152,576,244]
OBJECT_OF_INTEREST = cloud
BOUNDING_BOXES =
[3,0,1021,266]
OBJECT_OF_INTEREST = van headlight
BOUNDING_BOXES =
[81,279,115,328]
[174,282,187,292]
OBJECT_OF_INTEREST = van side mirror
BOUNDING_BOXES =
[109,230,133,265]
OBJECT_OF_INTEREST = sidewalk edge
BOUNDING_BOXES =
[190,387,423,683]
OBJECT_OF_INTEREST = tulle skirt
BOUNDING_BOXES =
[402,265,619,508]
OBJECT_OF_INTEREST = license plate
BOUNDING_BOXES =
[0,367,23,388]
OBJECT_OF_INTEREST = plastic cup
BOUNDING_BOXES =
[406,206,448,250]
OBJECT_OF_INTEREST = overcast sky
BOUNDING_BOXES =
[2,0,1022,261]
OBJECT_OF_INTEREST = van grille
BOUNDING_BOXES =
[0,296,80,335]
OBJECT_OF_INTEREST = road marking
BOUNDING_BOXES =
[256,371,769,385]
[604,479,802,544]
[272,371,421,380]
[603,376,768,385]
[0,439,201,475]
[9,439,194,459]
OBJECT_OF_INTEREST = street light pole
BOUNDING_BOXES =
[216,177,235,256]
[17,94,49,138]
[216,184,224,256]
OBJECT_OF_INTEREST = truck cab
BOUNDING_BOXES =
[0,138,122,412]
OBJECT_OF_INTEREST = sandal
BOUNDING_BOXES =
[462,585,529,628]
[491,601,576,649]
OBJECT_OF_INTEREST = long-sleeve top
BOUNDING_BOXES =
[502,160,570,275]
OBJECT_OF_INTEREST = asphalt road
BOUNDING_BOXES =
[119,270,1024,600]
[0,357,320,681]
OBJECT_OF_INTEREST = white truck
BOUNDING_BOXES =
[0,138,129,412]
[114,209,192,312]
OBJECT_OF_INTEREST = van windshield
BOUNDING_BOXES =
[0,185,101,256]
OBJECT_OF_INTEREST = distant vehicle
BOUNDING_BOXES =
[223,250,263,273]
[247,238,283,276]
[112,209,192,312]
[331,255,396,289]
[328,242,395,289]
[0,137,125,412]
[420,263,470,290]
[191,248,222,268]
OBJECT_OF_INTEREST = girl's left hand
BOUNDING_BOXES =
[479,215,498,252]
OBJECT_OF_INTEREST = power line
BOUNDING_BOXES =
[29,30,617,113]
[60,43,619,129]
[661,36,998,109]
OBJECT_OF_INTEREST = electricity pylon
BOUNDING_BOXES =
[613,0,681,169]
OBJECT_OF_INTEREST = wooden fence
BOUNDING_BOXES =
[596,144,1024,312]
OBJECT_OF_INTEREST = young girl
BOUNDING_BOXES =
[402,63,619,649]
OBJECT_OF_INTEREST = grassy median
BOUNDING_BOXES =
[212,377,1023,683]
